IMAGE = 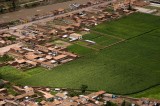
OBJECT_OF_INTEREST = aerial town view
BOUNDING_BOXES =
[0,0,159,105]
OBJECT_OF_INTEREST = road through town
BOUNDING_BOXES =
[0,0,113,32]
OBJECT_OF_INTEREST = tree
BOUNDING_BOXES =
[121,100,126,106]
[128,2,132,10]
[0,79,4,88]
[12,0,16,10]
[121,100,132,106]
[105,101,117,106]
[67,90,81,97]
[11,0,18,11]
[80,85,88,93]
[106,101,112,106]
[0,5,4,13]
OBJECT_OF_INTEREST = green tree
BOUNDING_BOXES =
[11,0,18,10]
[121,100,126,106]
[105,101,117,106]
[0,5,4,13]
[128,3,132,10]
[0,79,4,88]
[80,85,88,93]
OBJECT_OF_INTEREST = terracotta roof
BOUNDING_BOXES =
[15,93,28,100]
[95,90,106,95]
[26,60,37,66]
[38,90,54,99]
[55,93,66,98]
[70,33,82,37]
[53,54,67,60]
[57,8,64,12]
[15,59,26,64]
[46,55,53,60]
[25,52,39,60]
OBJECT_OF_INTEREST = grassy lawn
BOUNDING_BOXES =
[83,32,120,48]
[0,66,45,83]
[67,44,94,56]
[83,33,102,40]
[0,13,159,98]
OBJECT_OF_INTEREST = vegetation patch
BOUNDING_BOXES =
[0,55,14,63]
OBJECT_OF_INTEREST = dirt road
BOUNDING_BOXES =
[0,0,91,23]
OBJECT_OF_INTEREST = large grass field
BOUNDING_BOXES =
[0,13,160,98]
[92,13,160,39]
[132,85,160,100]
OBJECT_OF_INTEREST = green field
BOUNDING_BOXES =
[132,85,160,100]
[92,13,160,39]
[83,32,120,48]
[0,13,160,98]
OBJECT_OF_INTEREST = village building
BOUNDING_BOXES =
[70,33,83,40]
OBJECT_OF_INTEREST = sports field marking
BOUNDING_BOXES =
[72,41,100,51]
[90,30,125,41]
[101,28,159,50]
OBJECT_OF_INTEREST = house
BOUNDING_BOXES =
[0,88,7,93]
[57,8,65,14]
[25,52,39,61]
[41,62,56,69]
[55,93,67,99]
[13,86,25,93]
[37,90,54,100]
[15,93,28,100]
[88,91,106,99]
[53,54,68,62]
[35,45,49,53]
[0,101,6,106]
[70,33,83,40]
[7,48,24,58]
[26,60,37,66]
[24,86,35,96]
[48,29,58,35]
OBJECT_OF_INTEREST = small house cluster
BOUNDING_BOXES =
[0,32,18,48]
[7,43,77,70]
[8,0,134,42]
[0,80,160,106]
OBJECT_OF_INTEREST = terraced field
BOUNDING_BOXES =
[0,13,159,97]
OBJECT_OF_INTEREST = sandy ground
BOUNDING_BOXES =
[0,0,90,23]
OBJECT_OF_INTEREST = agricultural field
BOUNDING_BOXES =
[92,13,160,39]
[131,85,160,100]
[0,13,160,98]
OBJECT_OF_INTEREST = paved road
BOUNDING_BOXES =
[0,0,113,33]
[0,0,91,24]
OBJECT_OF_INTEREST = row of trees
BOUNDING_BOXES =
[0,0,19,13]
